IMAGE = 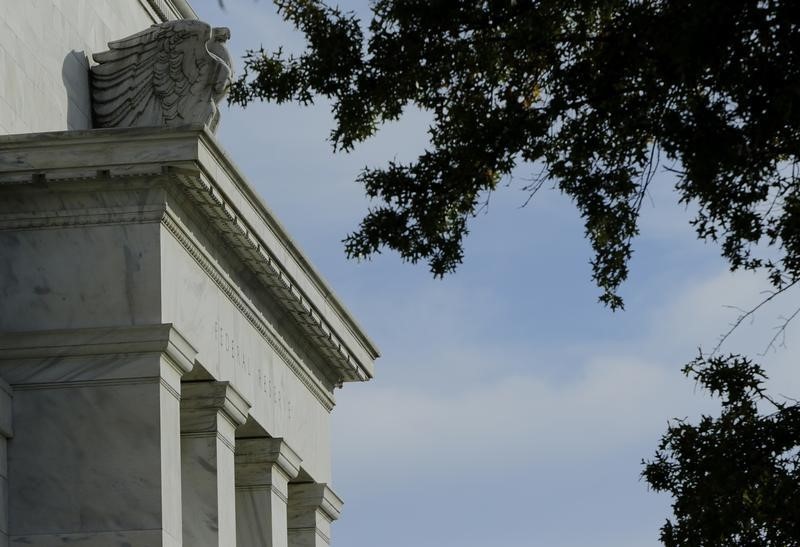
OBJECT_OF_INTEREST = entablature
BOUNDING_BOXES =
[0,126,379,387]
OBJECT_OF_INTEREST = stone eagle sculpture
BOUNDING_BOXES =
[90,20,232,132]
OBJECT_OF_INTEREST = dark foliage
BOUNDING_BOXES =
[231,0,800,309]
[228,1,800,543]
[643,354,800,546]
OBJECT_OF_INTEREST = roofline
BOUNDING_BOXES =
[172,0,198,19]
[0,126,379,383]
[196,128,381,364]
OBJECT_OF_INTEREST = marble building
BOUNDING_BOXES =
[0,1,378,546]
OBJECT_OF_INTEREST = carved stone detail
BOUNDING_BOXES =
[90,20,232,132]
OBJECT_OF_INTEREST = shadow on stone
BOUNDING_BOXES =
[61,50,91,130]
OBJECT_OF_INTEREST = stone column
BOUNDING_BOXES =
[181,380,250,547]
[0,379,11,547]
[288,483,343,547]
[235,437,301,547]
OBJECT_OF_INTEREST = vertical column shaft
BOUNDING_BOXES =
[181,380,250,547]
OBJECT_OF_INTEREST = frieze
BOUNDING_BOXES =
[161,209,336,411]
[212,319,294,420]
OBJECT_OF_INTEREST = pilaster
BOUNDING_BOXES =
[287,483,343,547]
[0,324,196,547]
[235,437,301,547]
[181,380,250,547]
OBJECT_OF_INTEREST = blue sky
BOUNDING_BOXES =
[194,2,800,545]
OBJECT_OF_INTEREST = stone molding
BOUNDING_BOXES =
[181,380,251,429]
[0,325,197,405]
[0,126,378,386]
[171,161,375,385]
[0,323,196,375]
[0,202,166,231]
[161,208,337,411]
[181,381,251,454]
[289,483,344,523]
[141,0,198,22]
[172,169,365,386]
[0,324,193,363]
[235,437,302,482]
[0,181,339,411]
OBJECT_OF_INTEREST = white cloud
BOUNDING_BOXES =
[333,352,710,489]
[333,264,800,491]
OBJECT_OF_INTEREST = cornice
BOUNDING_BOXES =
[140,0,197,23]
[171,167,369,385]
[0,126,378,386]
[194,130,379,373]
[170,0,198,20]
[161,208,337,411]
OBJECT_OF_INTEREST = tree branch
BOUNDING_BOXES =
[712,278,800,355]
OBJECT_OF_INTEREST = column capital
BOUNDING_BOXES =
[181,380,251,431]
[236,437,302,482]
[289,483,343,523]
[0,324,197,380]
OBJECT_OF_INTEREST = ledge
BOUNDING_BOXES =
[0,324,198,375]
[182,380,251,428]
[288,482,344,522]
[141,0,197,22]
[235,437,303,481]
[0,126,379,385]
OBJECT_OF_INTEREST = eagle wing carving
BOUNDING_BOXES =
[91,20,232,132]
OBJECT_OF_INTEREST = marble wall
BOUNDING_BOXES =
[0,126,369,545]
[160,196,335,482]
[0,173,336,483]
[0,0,188,135]
[0,221,163,331]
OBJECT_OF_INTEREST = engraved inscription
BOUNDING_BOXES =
[214,319,248,370]
[213,320,293,419]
